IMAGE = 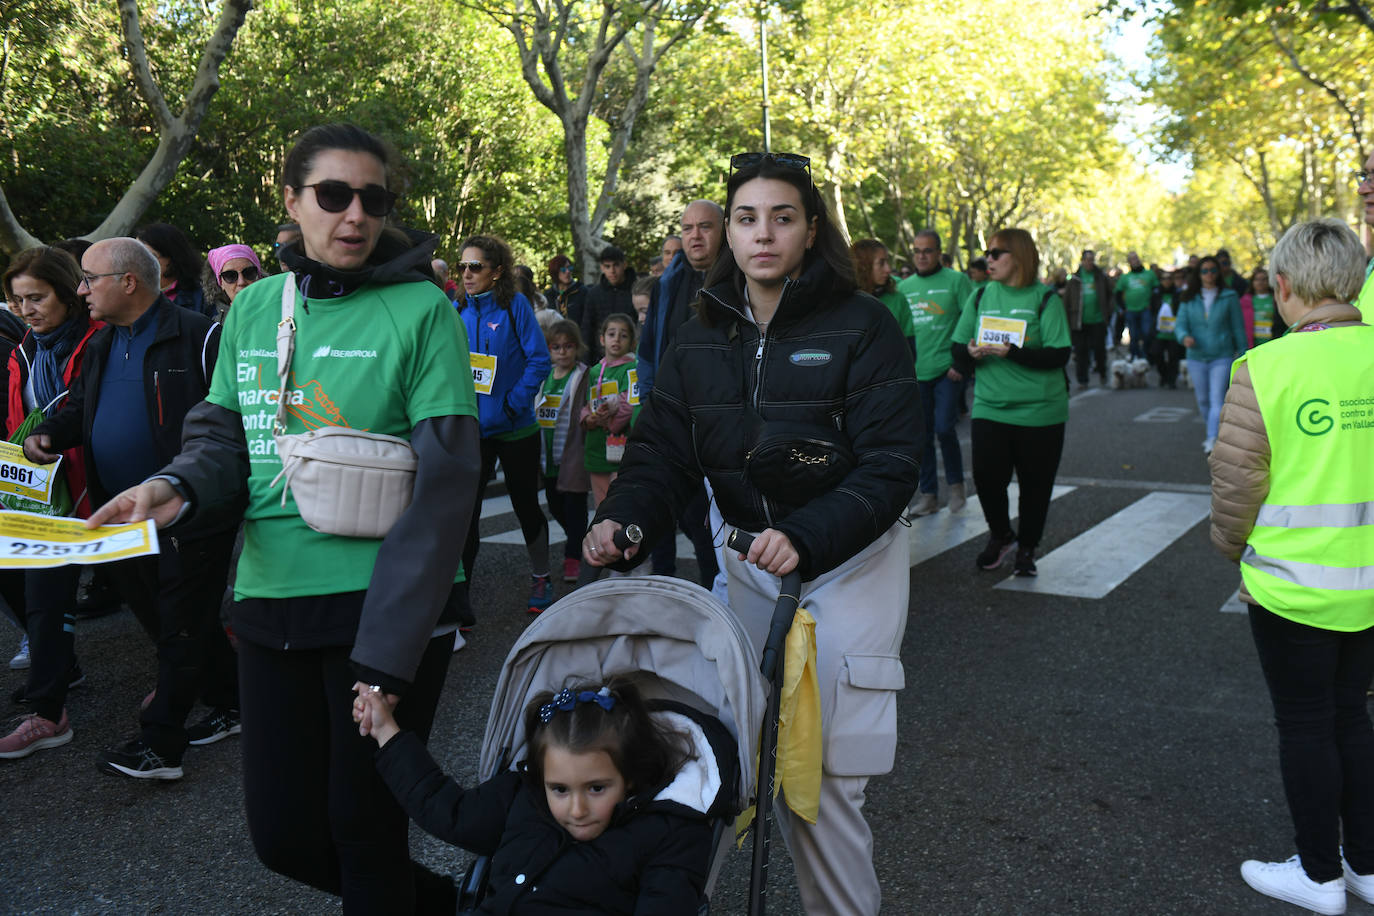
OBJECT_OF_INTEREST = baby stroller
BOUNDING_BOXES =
[460,531,801,915]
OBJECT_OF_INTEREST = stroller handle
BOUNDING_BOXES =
[726,529,802,685]
[727,528,804,916]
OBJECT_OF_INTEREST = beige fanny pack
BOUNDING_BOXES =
[268,275,417,538]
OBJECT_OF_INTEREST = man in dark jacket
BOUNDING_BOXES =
[636,200,726,587]
[26,237,238,781]
[1062,249,1114,389]
[581,245,636,362]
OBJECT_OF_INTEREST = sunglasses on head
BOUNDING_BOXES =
[986,248,1010,260]
[219,265,260,285]
[300,180,397,217]
[456,261,489,274]
[729,151,812,178]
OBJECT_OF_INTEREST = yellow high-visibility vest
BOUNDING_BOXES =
[1238,323,1374,630]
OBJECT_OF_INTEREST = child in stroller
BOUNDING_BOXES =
[355,677,717,914]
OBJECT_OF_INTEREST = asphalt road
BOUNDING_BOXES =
[0,368,1344,915]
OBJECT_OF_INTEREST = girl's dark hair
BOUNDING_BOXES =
[988,228,1039,288]
[631,276,656,299]
[459,234,516,307]
[599,312,638,350]
[135,222,202,291]
[701,154,856,325]
[545,318,586,360]
[850,239,892,295]
[523,678,693,795]
[3,246,86,322]
[282,123,390,189]
[547,254,572,287]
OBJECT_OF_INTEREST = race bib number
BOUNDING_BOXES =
[977,315,1027,348]
[0,442,61,505]
[0,512,158,568]
[1157,315,1176,333]
[536,393,561,428]
[627,369,640,406]
[605,434,627,463]
[1254,319,1272,340]
[592,380,620,412]
[470,353,497,396]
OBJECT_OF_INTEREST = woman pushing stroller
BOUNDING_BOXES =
[583,152,921,915]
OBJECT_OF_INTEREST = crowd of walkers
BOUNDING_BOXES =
[0,120,1370,916]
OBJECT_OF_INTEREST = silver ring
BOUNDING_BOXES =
[368,684,383,694]
[590,545,599,553]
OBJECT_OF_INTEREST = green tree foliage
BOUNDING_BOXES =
[1143,0,1372,249]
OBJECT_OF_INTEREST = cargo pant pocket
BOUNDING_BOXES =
[824,653,905,776]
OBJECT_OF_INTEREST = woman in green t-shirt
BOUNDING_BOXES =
[87,124,481,913]
[951,228,1071,578]
[851,238,916,357]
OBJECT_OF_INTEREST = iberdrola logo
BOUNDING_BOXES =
[1296,398,1333,436]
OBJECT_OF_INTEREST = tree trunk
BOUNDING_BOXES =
[0,0,252,253]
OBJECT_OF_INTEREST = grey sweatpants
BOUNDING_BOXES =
[726,522,909,916]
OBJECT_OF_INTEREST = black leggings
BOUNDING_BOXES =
[971,419,1065,550]
[22,566,80,723]
[463,433,548,582]
[238,632,455,915]
[543,476,588,561]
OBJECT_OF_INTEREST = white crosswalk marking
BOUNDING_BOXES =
[479,490,695,555]
[994,491,1211,598]
[907,484,1076,568]
[1220,587,1247,614]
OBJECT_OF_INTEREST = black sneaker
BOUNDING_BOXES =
[976,533,1018,570]
[186,708,241,746]
[1013,546,1038,577]
[98,737,183,780]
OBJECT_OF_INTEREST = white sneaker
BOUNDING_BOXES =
[907,493,938,518]
[1342,852,1374,904]
[1202,437,1215,455]
[8,636,29,670]
[948,483,967,513]
[1241,855,1345,915]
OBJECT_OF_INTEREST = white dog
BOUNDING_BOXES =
[1110,358,1151,389]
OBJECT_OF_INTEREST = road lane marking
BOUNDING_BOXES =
[1056,476,1210,495]
[994,491,1211,598]
[1133,406,1195,423]
[1220,587,1247,614]
[907,484,1076,568]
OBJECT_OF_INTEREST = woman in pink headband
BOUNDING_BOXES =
[203,244,263,319]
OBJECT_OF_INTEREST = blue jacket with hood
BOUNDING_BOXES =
[458,290,551,438]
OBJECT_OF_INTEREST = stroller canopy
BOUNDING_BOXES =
[478,575,768,813]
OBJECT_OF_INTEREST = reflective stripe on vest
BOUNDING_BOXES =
[1255,501,1374,529]
[1237,325,1374,630]
[1242,545,1374,592]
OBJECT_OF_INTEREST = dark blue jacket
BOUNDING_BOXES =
[637,250,691,398]
[458,290,551,438]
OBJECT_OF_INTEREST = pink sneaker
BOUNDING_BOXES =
[562,557,580,584]
[0,710,73,759]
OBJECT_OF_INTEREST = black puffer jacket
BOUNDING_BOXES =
[375,732,712,915]
[595,259,921,581]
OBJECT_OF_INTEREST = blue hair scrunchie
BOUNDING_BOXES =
[538,686,616,724]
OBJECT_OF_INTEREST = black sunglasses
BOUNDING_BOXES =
[986,248,1010,260]
[456,260,489,274]
[729,151,811,177]
[219,265,260,285]
[300,180,397,217]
